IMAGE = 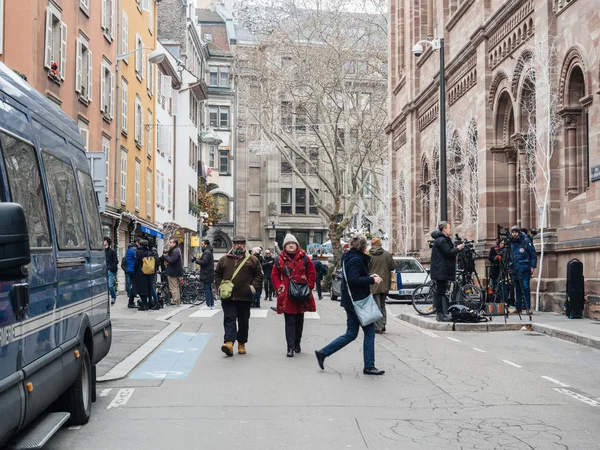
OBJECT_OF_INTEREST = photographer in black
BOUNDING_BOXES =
[507,225,537,314]
[430,221,465,322]
[488,238,507,300]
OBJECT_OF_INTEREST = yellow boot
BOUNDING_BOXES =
[221,341,234,357]
[238,343,246,354]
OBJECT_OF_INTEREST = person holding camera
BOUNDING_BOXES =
[430,221,465,322]
[508,225,537,314]
[488,239,507,298]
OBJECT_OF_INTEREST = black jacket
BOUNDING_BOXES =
[430,230,460,281]
[261,256,275,278]
[164,246,184,277]
[132,245,156,296]
[312,259,325,280]
[488,245,505,280]
[340,249,375,309]
[195,245,215,282]
[105,247,118,273]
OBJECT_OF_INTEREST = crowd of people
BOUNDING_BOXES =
[103,232,396,376]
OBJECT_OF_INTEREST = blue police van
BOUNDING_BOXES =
[0,62,111,448]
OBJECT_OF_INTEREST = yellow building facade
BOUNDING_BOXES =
[118,0,156,225]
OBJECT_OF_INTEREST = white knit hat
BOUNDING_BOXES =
[283,234,299,247]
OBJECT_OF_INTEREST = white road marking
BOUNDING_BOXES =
[554,388,600,407]
[502,360,523,368]
[165,347,198,354]
[472,347,486,353]
[541,376,570,388]
[68,426,81,430]
[107,388,135,409]
[189,309,221,318]
[99,388,112,397]
[140,371,184,379]
[446,337,461,342]
[419,329,439,338]
[250,309,268,318]
[304,312,320,319]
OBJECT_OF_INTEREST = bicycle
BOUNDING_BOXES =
[412,270,483,316]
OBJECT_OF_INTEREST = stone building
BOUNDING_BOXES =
[387,0,600,315]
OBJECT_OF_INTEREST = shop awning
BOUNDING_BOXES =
[141,225,164,239]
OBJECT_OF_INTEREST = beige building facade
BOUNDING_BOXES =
[388,0,600,316]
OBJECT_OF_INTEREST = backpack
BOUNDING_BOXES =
[448,304,488,330]
[142,255,156,275]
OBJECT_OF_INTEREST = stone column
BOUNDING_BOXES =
[505,148,517,226]
[513,133,530,229]
[560,111,579,195]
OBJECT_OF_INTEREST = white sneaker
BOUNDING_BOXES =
[210,306,214,310]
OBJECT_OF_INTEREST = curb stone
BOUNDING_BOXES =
[98,305,193,382]
[398,312,600,350]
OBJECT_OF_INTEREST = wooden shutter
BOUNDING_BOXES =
[44,9,53,68]
[59,23,67,79]
[87,49,93,102]
[75,39,82,93]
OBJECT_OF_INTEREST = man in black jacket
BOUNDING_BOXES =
[262,250,275,301]
[104,237,119,305]
[430,222,465,322]
[164,239,184,306]
[193,240,215,308]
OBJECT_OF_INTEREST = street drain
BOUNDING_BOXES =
[524,333,544,336]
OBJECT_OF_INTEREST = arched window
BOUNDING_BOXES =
[214,193,229,223]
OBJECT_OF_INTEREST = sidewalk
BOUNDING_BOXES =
[398,308,600,350]
[97,293,194,381]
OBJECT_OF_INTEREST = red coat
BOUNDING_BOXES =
[272,250,317,315]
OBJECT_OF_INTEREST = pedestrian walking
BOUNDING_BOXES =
[148,240,160,310]
[262,249,275,301]
[163,238,184,306]
[272,234,317,357]
[104,237,118,305]
[508,225,537,314]
[368,238,395,334]
[126,238,140,308]
[193,239,215,309]
[311,253,326,300]
[430,221,465,322]
[133,240,157,311]
[251,247,264,308]
[315,235,385,376]
[215,236,263,356]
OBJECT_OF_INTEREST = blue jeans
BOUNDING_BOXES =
[125,272,132,297]
[107,271,116,300]
[513,275,531,310]
[204,282,214,307]
[320,307,375,369]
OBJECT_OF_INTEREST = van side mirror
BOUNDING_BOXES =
[0,203,31,280]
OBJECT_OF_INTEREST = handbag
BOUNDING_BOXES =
[343,262,383,326]
[220,254,250,300]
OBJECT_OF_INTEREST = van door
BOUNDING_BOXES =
[75,166,107,327]
[0,127,54,442]
[40,150,91,350]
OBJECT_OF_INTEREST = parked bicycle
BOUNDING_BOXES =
[412,269,483,316]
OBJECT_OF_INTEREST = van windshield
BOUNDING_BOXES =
[395,260,423,273]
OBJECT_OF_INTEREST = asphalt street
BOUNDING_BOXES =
[47,296,600,449]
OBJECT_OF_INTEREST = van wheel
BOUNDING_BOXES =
[66,345,92,425]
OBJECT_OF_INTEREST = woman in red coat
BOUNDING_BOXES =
[272,234,317,357]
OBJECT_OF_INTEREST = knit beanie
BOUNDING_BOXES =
[283,234,299,247]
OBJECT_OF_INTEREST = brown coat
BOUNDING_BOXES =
[215,253,264,302]
[368,246,395,294]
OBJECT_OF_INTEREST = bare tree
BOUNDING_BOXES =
[396,168,413,256]
[520,30,563,311]
[235,0,388,261]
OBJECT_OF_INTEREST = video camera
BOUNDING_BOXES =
[454,234,474,250]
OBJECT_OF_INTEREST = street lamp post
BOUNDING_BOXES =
[412,37,447,222]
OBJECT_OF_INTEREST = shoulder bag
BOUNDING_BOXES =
[343,261,383,326]
[276,255,311,302]
[220,254,250,300]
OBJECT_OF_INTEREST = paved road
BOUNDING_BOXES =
[48,296,600,449]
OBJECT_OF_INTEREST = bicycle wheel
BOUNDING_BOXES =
[412,283,436,315]
[456,284,484,311]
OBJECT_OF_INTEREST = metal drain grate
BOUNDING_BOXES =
[524,333,544,336]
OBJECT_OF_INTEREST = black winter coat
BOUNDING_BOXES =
[261,256,275,278]
[340,249,375,309]
[430,230,460,281]
[196,245,215,282]
[105,247,118,273]
[133,246,156,296]
[488,245,506,280]
[164,246,183,277]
